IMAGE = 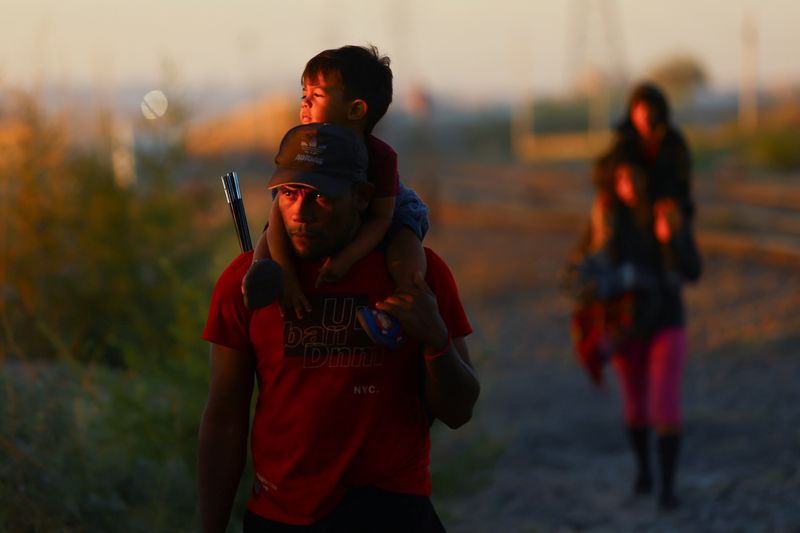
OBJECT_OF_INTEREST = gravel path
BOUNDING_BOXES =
[425,214,800,533]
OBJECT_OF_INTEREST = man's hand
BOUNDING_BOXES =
[375,271,449,350]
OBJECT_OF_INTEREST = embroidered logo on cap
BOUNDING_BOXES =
[295,136,326,165]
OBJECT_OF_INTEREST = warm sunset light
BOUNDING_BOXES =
[1,2,798,531]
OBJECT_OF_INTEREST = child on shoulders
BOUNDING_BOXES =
[247,45,429,348]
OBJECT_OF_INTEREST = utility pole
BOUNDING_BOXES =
[509,28,535,158]
[739,14,758,133]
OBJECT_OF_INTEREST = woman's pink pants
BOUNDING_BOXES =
[612,327,686,428]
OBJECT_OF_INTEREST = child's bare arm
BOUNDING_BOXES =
[252,228,271,262]
[588,194,613,252]
[654,197,702,282]
[267,202,311,318]
[242,227,270,297]
[386,228,427,289]
[316,196,395,286]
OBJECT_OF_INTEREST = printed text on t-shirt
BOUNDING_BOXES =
[282,294,384,368]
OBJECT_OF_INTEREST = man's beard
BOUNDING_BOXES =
[288,213,359,260]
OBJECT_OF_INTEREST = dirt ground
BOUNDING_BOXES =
[421,164,800,533]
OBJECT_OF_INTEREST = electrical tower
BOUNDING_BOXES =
[565,0,628,133]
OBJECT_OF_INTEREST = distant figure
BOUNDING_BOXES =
[566,157,662,386]
[198,122,480,532]
[246,45,430,349]
[566,83,701,511]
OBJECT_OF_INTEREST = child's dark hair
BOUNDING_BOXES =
[302,44,393,134]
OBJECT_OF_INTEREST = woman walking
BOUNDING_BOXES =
[570,82,701,510]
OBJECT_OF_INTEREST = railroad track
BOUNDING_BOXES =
[423,162,800,264]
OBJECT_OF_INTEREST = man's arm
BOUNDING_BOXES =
[252,228,271,262]
[376,272,480,429]
[198,344,255,533]
[422,336,479,428]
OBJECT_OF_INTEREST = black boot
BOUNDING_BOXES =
[657,433,681,510]
[627,426,653,496]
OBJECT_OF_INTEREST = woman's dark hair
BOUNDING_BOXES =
[625,82,671,128]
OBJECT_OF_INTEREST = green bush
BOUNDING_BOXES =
[0,94,217,366]
[0,93,234,531]
[0,360,205,532]
[747,127,800,171]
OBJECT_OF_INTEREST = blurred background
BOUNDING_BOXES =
[1,1,799,531]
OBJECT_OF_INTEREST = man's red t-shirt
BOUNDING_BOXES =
[202,248,471,525]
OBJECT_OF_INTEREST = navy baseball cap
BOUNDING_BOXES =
[268,123,368,198]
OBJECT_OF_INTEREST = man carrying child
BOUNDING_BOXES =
[198,46,480,533]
